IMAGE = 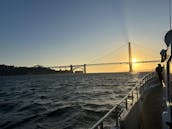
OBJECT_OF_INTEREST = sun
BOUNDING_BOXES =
[132,58,137,63]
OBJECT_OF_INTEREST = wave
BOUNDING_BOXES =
[46,106,76,117]
[0,102,19,113]
[0,115,37,129]
[17,102,47,113]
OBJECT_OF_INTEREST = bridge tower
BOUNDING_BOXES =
[83,64,86,74]
[83,64,87,74]
[70,65,73,73]
[128,42,133,72]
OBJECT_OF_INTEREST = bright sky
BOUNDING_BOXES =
[0,0,170,72]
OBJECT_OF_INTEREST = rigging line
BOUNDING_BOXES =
[169,0,172,29]
[88,43,128,63]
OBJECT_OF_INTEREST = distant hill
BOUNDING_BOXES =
[0,65,72,76]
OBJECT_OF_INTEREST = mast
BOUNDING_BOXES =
[169,0,172,29]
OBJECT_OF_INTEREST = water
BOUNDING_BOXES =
[0,72,147,129]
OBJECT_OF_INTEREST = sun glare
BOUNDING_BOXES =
[132,58,137,63]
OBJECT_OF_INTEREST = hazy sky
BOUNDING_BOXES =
[0,0,170,71]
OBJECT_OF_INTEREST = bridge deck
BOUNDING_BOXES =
[141,80,164,129]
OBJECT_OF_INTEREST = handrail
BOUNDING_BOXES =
[90,72,156,129]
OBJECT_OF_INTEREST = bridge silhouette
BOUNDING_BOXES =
[49,42,160,73]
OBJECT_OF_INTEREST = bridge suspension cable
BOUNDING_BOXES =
[130,42,160,60]
[132,42,160,54]
[89,43,128,63]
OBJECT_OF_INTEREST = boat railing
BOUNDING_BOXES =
[90,72,157,129]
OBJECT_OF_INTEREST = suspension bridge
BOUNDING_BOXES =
[49,42,160,73]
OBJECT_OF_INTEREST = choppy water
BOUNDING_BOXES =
[0,72,147,129]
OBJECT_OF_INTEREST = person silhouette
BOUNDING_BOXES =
[155,64,163,85]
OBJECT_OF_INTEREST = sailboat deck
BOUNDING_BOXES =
[141,80,164,129]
